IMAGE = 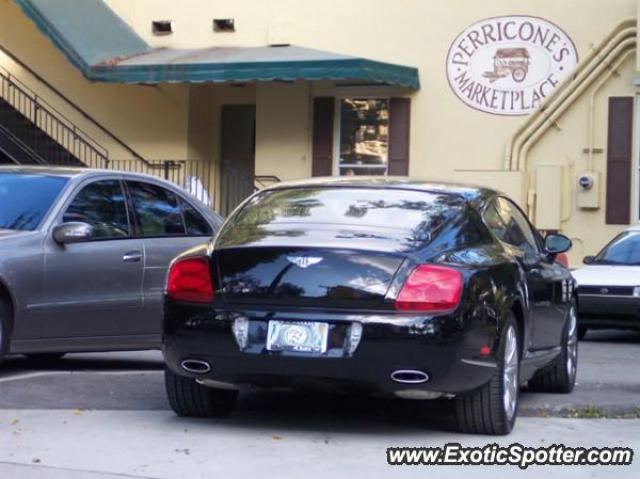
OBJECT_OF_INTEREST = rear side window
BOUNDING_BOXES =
[127,182,185,237]
[461,208,495,246]
[63,180,129,239]
[182,200,212,236]
[495,197,538,251]
[483,203,510,243]
[483,198,538,253]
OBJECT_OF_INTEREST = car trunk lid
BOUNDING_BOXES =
[214,246,405,308]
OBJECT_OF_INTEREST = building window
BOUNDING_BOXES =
[338,98,389,176]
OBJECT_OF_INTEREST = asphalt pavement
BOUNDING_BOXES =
[1,329,638,416]
[1,329,638,478]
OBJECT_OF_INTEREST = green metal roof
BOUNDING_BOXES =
[15,0,419,89]
[15,0,150,71]
[90,46,420,88]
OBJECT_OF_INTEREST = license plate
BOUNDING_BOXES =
[266,320,329,354]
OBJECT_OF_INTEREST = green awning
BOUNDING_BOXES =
[90,46,420,88]
[15,0,420,89]
[15,0,151,71]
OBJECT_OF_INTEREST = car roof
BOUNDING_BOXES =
[0,165,90,178]
[0,165,222,225]
[0,165,177,186]
[0,168,502,206]
[261,176,501,205]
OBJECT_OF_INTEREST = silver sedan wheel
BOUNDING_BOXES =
[503,326,519,421]
[566,307,578,380]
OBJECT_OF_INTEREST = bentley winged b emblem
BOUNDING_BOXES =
[286,256,323,268]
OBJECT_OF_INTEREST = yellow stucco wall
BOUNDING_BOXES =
[527,54,639,264]
[255,82,311,180]
[102,0,636,175]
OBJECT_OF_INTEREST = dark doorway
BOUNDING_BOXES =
[220,105,256,216]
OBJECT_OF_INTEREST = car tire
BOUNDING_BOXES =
[577,326,588,340]
[0,299,11,366]
[454,313,520,435]
[528,302,578,394]
[165,368,238,418]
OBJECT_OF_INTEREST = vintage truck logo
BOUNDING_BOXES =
[446,16,578,116]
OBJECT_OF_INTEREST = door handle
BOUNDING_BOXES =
[123,251,142,263]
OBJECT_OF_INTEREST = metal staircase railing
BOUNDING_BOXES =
[0,121,48,165]
[0,64,109,168]
[109,158,281,215]
[1,45,158,167]
[0,45,283,214]
[219,161,282,215]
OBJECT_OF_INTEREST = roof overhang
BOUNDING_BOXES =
[15,0,420,90]
[90,46,420,88]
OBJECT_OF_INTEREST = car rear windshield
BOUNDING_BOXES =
[594,231,640,265]
[0,173,68,231]
[220,186,465,239]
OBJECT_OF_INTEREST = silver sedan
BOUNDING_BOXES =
[0,166,222,362]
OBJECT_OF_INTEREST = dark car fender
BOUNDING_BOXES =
[460,256,529,360]
[495,260,530,357]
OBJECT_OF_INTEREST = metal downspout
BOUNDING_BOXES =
[587,49,635,171]
[504,18,637,171]
[517,38,637,173]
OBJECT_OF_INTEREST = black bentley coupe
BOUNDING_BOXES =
[162,178,577,435]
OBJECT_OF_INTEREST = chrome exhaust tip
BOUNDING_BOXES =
[390,369,430,384]
[180,358,211,374]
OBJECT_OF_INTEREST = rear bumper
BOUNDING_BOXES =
[162,303,500,396]
[578,294,640,329]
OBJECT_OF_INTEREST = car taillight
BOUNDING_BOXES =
[166,257,214,303]
[395,264,462,312]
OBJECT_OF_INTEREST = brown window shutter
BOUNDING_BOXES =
[312,97,334,177]
[388,98,411,176]
[606,97,633,225]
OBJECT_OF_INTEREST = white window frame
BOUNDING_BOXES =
[332,95,391,177]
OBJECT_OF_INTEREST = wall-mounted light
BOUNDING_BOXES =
[213,19,235,32]
[152,20,173,35]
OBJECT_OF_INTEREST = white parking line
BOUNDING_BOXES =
[0,370,162,383]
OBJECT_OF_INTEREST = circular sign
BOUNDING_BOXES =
[446,16,578,116]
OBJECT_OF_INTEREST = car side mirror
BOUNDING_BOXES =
[583,255,595,265]
[544,233,572,255]
[52,222,93,244]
